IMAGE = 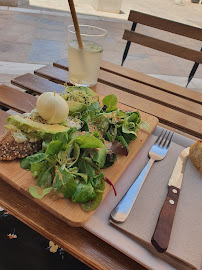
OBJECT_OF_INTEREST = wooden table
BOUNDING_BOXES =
[0,59,201,270]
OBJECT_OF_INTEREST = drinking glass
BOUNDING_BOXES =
[67,25,107,87]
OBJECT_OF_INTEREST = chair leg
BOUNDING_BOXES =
[121,22,137,66]
[186,47,202,87]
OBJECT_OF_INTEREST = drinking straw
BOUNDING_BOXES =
[68,0,83,49]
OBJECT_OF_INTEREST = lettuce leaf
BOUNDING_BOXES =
[91,146,107,168]
[102,94,117,108]
[29,186,53,199]
[72,183,96,203]
[20,153,47,170]
[37,167,52,188]
[46,140,64,155]
[82,178,105,211]
[72,134,106,149]
[53,169,77,198]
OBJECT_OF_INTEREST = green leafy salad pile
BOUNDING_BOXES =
[20,86,149,211]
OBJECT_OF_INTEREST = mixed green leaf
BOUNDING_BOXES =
[20,87,149,211]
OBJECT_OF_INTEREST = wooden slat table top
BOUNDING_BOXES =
[16,63,202,138]
[54,59,202,104]
[0,58,202,270]
[11,73,65,94]
[5,77,202,138]
[98,70,202,119]
[35,65,202,119]
[0,85,36,113]
[34,65,70,85]
[95,83,202,138]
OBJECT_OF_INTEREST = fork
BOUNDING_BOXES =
[110,129,174,223]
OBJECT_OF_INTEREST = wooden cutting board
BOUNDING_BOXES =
[0,100,158,227]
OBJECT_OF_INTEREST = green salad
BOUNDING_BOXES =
[19,86,149,211]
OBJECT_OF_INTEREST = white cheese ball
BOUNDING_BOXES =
[36,92,69,124]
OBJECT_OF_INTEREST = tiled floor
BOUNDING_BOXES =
[0,41,31,63]
[28,39,65,63]
[0,8,201,92]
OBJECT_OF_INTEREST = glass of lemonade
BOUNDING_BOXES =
[67,25,107,87]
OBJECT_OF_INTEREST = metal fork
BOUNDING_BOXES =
[110,130,174,223]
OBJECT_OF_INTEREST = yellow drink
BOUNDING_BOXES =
[68,40,103,87]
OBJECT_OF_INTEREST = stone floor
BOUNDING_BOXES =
[17,0,202,26]
[0,7,202,93]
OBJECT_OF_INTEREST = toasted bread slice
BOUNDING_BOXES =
[0,132,42,161]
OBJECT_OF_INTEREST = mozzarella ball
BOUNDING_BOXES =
[36,92,69,124]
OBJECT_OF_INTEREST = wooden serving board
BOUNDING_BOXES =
[0,98,158,227]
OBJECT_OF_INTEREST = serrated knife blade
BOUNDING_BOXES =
[168,147,190,189]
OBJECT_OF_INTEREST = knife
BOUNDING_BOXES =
[151,147,190,253]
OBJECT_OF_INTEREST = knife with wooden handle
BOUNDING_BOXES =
[151,147,190,253]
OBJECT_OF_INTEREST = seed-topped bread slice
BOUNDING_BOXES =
[0,132,42,161]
